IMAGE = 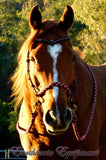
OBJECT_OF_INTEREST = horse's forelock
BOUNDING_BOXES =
[42,20,58,30]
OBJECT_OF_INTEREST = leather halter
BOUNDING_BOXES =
[17,36,97,141]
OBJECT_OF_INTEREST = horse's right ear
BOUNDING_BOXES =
[29,5,42,30]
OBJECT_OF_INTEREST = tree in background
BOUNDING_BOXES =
[0,100,19,149]
[72,0,106,64]
[0,0,27,148]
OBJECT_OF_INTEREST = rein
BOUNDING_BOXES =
[72,63,97,141]
[17,36,97,141]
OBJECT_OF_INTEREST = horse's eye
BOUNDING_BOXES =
[30,57,37,64]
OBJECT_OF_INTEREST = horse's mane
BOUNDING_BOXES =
[11,33,35,107]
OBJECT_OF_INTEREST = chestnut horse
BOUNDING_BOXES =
[12,5,106,160]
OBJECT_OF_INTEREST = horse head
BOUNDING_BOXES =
[26,5,75,135]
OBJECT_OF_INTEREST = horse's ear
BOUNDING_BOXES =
[58,5,74,30]
[29,5,42,30]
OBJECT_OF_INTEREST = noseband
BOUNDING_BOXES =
[17,36,97,142]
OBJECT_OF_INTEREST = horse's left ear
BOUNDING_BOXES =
[58,5,74,30]
[29,5,42,30]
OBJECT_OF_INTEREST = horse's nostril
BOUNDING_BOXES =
[65,108,73,123]
[45,108,73,130]
[45,110,55,126]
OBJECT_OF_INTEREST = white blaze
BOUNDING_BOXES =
[47,44,62,116]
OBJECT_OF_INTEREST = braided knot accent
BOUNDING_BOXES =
[36,82,72,97]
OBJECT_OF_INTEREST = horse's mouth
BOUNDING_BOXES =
[47,125,70,135]
[47,129,65,135]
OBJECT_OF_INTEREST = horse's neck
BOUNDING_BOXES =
[74,58,94,122]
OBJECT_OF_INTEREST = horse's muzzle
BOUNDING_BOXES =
[43,107,73,135]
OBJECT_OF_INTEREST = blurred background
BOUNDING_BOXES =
[0,0,106,149]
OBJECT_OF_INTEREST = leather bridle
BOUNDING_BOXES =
[17,36,97,141]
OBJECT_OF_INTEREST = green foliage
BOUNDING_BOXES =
[42,0,74,21]
[72,0,106,64]
[8,110,19,132]
[0,100,19,149]
[0,1,21,101]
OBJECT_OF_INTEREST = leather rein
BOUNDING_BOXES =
[17,36,97,141]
